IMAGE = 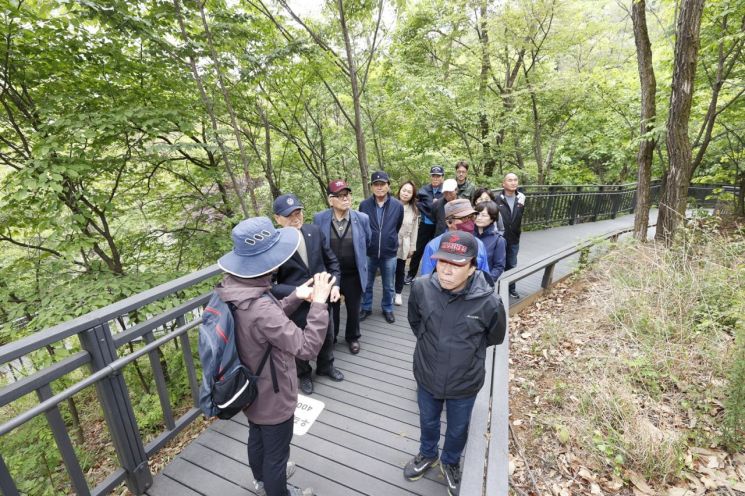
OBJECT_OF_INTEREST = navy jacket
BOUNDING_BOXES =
[476,224,507,282]
[271,224,340,327]
[313,209,371,291]
[358,194,404,259]
[416,183,443,222]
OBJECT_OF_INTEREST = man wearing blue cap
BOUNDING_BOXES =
[406,166,445,283]
[358,171,404,324]
[271,193,343,395]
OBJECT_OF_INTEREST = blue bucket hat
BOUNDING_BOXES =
[273,193,303,217]
[218,217,300,278]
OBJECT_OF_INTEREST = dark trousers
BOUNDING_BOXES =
[331,270,362,342]
[505,242,520,291]
[417,386,476,467]
[296,308,334,378]
[247,415,294,496]
[408,222,436,277]
[395,258,407,294]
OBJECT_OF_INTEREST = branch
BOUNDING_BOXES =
[0,234,87,267]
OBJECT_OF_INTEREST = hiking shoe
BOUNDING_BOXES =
[509,289,520,298]
[253,461,297,496]
[441,462,461,496]
[287,486,314,496]
[299,376,313,395]
[404,274,414,285]
[403,453,439,481]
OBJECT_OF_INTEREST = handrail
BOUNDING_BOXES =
[462,222,652,495]
[0,265,222,496]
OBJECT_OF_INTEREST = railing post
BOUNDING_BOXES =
[78,323,152,495]
[176,315,201,407]
[0,453,20,496]
[541,263,556,289]
[610,185,621,219]
[544,186,557,223]
[37,384,91,496]
[592,185,605,221]
[568,186,582,225]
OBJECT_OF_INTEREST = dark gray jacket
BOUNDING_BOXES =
[407,271,506,399]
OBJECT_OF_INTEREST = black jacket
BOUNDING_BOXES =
[407,271,506,399]
[416,183,443,222]
[358,194,404,259]
[495,190,525,245]
[431,197,450,237]
[271,224,340,327]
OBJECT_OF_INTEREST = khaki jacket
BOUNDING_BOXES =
[396,203,419,259]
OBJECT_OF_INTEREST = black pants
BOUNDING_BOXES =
[296,309,334,378]
[331,270,362,342]
[395,258,407,294]
[408,223,436,278]
[247,415,294,496]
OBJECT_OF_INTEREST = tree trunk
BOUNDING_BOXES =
[337,0,370,197]
[257,104,281,199]
[479,0,496,178]
[655,0,705,244]
[632,0,657,241]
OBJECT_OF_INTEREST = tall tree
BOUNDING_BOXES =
[631,0,657,241]
[655,0,706,243]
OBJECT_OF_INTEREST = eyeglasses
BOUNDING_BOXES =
[331,193,351,200]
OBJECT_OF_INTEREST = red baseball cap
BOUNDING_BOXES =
[328,179,352,195]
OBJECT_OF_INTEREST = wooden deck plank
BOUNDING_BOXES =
[208,422,430,496]
[146,472,202,496]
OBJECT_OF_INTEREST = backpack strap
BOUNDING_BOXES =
[228,299,280,394]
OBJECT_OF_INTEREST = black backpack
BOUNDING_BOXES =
[198,293,279,419]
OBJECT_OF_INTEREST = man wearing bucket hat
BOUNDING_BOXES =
[271,193,344,396]
[419,199,491,280]
[405,231,506,496]
[215,217,336,496]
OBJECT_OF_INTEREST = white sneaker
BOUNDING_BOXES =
[395,294,403,306]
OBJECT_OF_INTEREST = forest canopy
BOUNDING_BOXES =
[1,0,743,333]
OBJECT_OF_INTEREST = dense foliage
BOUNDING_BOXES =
[1,0,743,332]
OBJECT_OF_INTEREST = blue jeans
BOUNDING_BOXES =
[505,242,520,291]
[417,386,477,466]
[362,256,396,313]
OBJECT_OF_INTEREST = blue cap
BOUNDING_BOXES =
[430,165,445,175]
[273,194,303,217]
[371,171,390,184]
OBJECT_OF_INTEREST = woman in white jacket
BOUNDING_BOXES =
[395,180,419,305]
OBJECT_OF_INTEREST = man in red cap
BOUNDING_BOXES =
[313,180,371,354]
[404,231,506,496]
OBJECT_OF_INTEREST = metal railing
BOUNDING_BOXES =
[516,181,736,229]
[461,223,648,495]
[0,265,221,496]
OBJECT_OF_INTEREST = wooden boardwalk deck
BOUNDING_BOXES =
[146,211,657,496]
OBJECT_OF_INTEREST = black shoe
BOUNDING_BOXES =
[348,340,360,354]
[403,453,439,481]
[317,367,344,382]
[383,311,395,324]
[404,274,414,285]
[441,463,461,496]
[359,309,372,321]
[509,289,520,298]
[299,376,313,395]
